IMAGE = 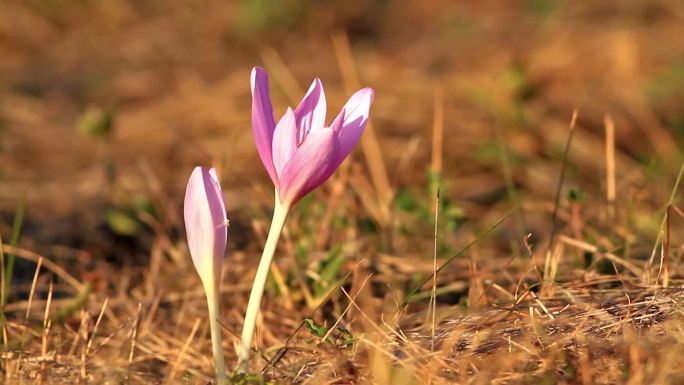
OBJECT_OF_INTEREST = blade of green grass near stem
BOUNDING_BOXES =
[401,206,518,308]
[646,162,684,283]
[51,282,92,324]
[542,111,577,283]
[494,120,526,242]
[546,111,577,258]
[429,188,439,352]
[0,231,5,343]
[2,202,24,307]
[313,245,345,298]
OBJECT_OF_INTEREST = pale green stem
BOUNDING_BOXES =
[236,198,289,372]
[206,285,228,385]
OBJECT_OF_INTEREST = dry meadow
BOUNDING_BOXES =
[1,1,684,384]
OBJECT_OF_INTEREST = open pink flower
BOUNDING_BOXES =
[184,166,227,287]
[251,66,374,206]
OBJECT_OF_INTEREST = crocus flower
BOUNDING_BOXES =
[251,66,375,206]
[184,166,228,287]
[183,166,228,384]
[237,67,374,372]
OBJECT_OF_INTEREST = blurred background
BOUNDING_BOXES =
[2,0,684,381]
[2,0,683,250]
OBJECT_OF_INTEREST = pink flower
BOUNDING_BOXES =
[251,67,375,206]
[184,166,228,288]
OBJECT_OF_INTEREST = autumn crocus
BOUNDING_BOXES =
[184,166,228,384]
[237,67,374,371]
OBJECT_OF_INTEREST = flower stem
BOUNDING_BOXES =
[237,199,289,373]
[206,289,228,385]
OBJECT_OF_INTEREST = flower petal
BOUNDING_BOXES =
[184,166,228,287]
[278,128,339,205]
[272,107,297,179]
[251,67,278,185]
[294,78,326,144]
[330,87,375,168]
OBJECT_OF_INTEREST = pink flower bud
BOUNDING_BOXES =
[183,166,227,287]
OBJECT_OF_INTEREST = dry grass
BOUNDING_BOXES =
[1,0,684,384]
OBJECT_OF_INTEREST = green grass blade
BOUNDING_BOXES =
[3,202,25,307]
[401,206,518,308]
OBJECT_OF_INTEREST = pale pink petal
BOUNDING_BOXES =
[272,107,297,179]
[278,128,339,205]
[330,88,374,168]
[294,78,326,144]
[184,166,228,286]
[251,67,278,185]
